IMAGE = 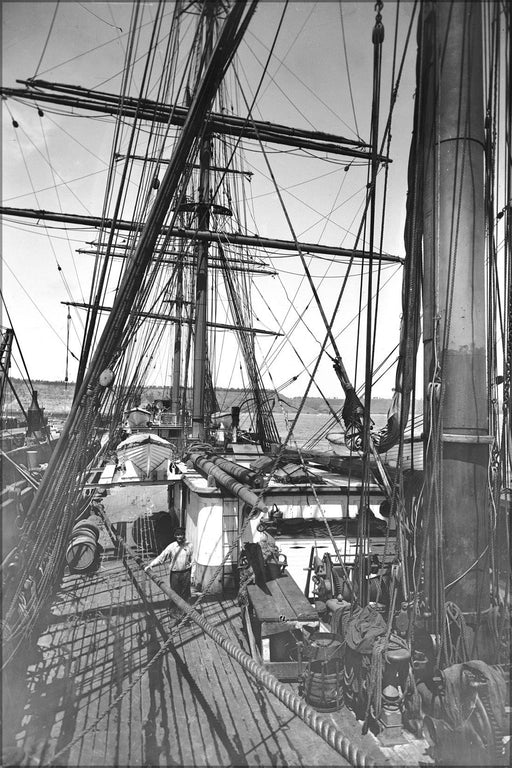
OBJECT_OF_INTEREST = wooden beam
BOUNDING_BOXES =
[3,79,390,162]
[0,206,404,264]
[61,301,282,336]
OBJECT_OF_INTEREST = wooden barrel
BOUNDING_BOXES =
[66,531,97,572]
[26,450,39,470]
[72,520,100,541]
[303,632,344,712]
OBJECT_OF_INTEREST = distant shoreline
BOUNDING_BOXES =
[7,379,423,417]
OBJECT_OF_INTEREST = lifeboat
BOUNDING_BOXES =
[116,433,175,479]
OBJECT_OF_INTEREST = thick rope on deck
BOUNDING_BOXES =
[144,566,376,768]
[48,502,376,767]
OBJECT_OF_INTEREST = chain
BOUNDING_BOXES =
[373,1,384,43]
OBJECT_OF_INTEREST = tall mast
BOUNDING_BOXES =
[421,1,489,621]
[3,0,255,663]
[171,80,195,420]
[171,241,184,414]
[192,1,216,439]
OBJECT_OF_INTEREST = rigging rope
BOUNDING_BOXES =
[32,1,60,80]
[48,490,375,768]
[3,0,259,667]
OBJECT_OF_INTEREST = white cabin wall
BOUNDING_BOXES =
[184,488,241,593]
[261,492,384,520]
[183,483,388,596]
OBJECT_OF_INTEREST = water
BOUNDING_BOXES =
[273,412,336,451]
[241,410,389,451]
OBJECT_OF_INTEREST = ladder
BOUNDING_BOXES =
[222,501,239,591]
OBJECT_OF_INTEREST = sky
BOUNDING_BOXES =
[1,1,418,401]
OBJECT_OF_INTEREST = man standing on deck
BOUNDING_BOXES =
[144,527,194,620]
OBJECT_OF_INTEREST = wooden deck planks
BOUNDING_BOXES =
[177,619,241,764]
[201,608,280,764]
[197,599,344,766]
[9,553,432,766]
[216,650,302,766]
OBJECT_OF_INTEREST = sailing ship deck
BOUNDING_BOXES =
[5,535,434,767]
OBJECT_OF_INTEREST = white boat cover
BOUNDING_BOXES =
[116,433,174,477]
[125,408,151,428]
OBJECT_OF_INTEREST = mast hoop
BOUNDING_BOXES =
[437,136,486,150]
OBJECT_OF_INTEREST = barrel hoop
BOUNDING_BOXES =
[66,534,97,570]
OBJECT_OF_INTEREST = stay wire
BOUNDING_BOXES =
[243,5,359,139]
[32,1,60,79]
[1,261,75,356]
[36,111,86,306]
[338,2,361,139]
[0,300,41,414]
[109,4,215,400]
[7,122,82,323]
[77,0,144,386]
